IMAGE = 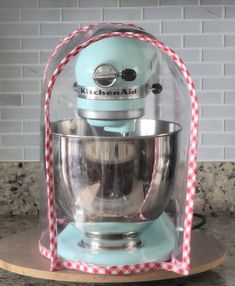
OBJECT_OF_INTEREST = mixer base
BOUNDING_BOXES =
[0,227,225,283]
[57,214,176,265]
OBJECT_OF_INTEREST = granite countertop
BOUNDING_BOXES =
[0,215,234,286]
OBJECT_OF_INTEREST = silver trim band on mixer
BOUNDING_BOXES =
[77,85,147,100]
[85,231,139,240]
[77,109,144,120]
[78,231,143,250]
[78,239,143,250]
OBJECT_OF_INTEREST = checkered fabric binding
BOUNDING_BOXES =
[41,24,199,275]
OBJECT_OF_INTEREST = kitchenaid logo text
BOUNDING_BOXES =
[80,87,137,96]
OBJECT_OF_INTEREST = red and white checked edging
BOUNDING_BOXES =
[42,25,198,275]
[38,240,188,275]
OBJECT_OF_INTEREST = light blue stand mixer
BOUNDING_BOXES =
[52,30,182,266]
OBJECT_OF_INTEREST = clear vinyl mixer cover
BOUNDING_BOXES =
[40,23,193,269]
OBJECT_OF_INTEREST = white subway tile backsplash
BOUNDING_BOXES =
[185,6,223,19]
[225,35,235,47]
[23,121,40,132]
[174,48,201,62]
[160,0,198,5]
[204,20,235,33]
[203,133,235,146]
[197,146,224,161]
[103,8,141,20]
[225,147,235,160]
[225,6,235,18]
[1,107,40,120]
[188,63,222,76]
[24,147,40,160]
[224,64,235,76]
[62,8,101,21]
[2,134,39,147]
[0,121,22,133]
[225,120,235,132]
[0,148,23,161]
[0,66,21,78]
[156,35,182,48]
[0,23,38,36]
[203,49,235,62]
[22,37,60,50]
[0,0,37,8]
[0,94,21,106]
[40,51,51,64]
[202,77,235,90]
[203,105,235,118]
[224,91,235,103]
[197,91,222,104]
[0,38,21,50]
[121,0,157,6]
[201,0,235,4]
[22,9,61,22]
[39,0,77,8]
[184,35,223,47]
[23,94,41,106]
[162,21,201,34]
[0,52,39,64]
[0,9,20,22]
[0,80,39,92]
[40,23,79,36]
[81,0,118,7]
[199,119,224,132]
[22,65,44,78]
[143,7,181,19]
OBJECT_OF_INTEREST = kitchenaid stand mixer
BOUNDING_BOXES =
[0,23,226,282]
[39,23,199,275]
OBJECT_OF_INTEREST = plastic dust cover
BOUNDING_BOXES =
[39,23,198,275]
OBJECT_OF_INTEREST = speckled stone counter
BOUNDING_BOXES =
[0,215,234,286]
[195,162,235,215]
[0,162,235,216]
[0,162,40,216]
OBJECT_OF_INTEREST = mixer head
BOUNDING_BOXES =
[74,36,161,133]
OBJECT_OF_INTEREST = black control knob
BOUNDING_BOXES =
[152,83,163,94]
[121,69,136,81]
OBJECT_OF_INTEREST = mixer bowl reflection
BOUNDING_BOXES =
[52,119,181,249]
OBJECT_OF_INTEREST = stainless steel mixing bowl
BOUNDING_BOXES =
[52,118,181,249]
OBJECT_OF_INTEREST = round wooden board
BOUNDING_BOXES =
[0,228,225,283]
